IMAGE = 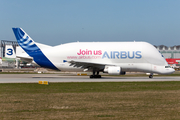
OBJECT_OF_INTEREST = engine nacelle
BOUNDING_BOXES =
[104,66,126,75]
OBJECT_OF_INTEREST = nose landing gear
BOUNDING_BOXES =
[149,73,153,78]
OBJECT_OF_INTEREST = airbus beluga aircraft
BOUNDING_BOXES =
[12,28,175,78]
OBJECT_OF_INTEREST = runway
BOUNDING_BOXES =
[0,74,180,83]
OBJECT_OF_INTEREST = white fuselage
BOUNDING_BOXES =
[39,42,174,74]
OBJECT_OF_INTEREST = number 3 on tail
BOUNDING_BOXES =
[7,48,13,55]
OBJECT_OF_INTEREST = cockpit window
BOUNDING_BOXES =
[165,66,171,68]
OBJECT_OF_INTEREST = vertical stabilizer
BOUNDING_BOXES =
[12,28,40,54]
[12,28,58,70]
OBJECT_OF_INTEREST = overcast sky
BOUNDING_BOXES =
[0,0,180,46]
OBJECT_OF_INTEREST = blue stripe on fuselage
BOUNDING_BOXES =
[28,51,59,70]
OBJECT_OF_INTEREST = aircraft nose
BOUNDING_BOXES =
[171,68,175,73]
[168,68,175,74]
[163,67,175,74]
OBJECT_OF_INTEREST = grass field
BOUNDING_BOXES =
[0,82,180,120]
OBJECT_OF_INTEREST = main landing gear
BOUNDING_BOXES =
[90,71,101,78]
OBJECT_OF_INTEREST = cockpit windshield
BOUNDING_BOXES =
[165,66,171,68]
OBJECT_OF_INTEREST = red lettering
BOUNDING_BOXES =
[82,50,86,55]
[77,49,93,55]
[98,50,102,55]
[93,50,102,55]
[77,49,82,55]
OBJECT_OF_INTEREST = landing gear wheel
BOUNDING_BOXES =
[90,75,94,78]
[149,75,153,78]
[97,75,101,78]
[89,75,101,78]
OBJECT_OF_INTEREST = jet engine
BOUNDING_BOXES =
[103,66,126,75]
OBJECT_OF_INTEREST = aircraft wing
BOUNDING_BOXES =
[68,60,106,71]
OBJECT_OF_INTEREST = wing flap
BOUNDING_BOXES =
[68,60,105,71]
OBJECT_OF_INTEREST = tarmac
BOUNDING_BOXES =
[0,74,180,83]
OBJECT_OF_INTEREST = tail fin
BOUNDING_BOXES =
[12,28,58,70]
[12,28,40,54]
